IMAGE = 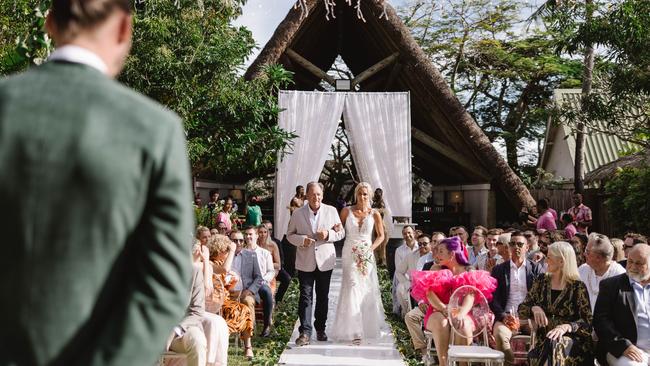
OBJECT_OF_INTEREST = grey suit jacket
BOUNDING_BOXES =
[235,249,264,296]
[0,62,193,366]
[166,266,205,350]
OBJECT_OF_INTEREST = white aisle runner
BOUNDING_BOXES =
[278,259,406,366]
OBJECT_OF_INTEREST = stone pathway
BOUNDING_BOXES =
[278,259,406,366]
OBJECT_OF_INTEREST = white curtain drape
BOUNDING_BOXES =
[344,92,412,224]
[274,91,346,240]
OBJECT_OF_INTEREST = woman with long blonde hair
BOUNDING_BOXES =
[330,182,387,344]
[518,241,594,366]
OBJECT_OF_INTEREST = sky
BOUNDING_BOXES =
[233,0,408,67]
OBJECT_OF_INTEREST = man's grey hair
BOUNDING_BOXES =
[306,181,324,194]
[588,233,614,261]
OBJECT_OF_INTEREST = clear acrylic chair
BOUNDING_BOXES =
[446,285,504,366]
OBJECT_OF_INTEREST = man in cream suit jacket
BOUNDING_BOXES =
[287,182,345,346]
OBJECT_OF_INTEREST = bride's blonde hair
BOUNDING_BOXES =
[354,182,372,208]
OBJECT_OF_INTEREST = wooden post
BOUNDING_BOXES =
[351,52,399,88]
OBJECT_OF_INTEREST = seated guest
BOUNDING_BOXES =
[571,233,588,266]
[524,230,540,253]
[395,225,419,316]
[594,244,650,366]
[519,241,593,366]
[259,223,292,303]
[490,231,544,365]
[621,233,649,267]
[497,232,512,263]
[166,266,208,366]
[578,233,625,311]
[468,226,489,267]
[207,234,254,347]
[477,228,504,272]
[243,226,276,337]
[194,226,214,298]
[408,234,434,272]
[410,236,497,366]
[418,232,445,269]
[228,230,263,359]
[215,221,228,235]
[611,238,626,262]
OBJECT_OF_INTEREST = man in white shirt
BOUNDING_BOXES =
[394,225,419,316]
[468,226,489,266]
[419,232,445,268]
[579,233,626,311]
[244,226,276,337]
[476,228,504,272]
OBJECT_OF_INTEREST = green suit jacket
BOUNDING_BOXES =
[0,61,194,366]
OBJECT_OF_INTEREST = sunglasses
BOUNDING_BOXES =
[418,241,430,247]
[231,239,244,243]
[509,241,526,248]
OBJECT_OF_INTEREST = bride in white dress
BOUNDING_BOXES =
[331,182,387,344]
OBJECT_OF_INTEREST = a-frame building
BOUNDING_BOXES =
[245,0,535,227]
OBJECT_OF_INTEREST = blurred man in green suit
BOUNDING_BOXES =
[0,0,194,365]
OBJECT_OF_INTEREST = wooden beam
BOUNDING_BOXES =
[412,127,490,180]
[351,52,399,87]
[384,61,402,91]
[285,48,336,86]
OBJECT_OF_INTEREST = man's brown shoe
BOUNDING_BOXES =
[316,331,328,341]
[295,333,310,346]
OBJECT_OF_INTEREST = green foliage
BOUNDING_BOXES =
[399,0,582,170]
[541,0,650,149]
[121,0,296,178]
[0,0,52,75]
[0,0,297,179]
[605,165,650,235]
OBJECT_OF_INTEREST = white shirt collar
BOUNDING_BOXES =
[48,45,108,74]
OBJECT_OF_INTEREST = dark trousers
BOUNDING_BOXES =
[297,268,332,336]
[275,268,292,303]
[257,284,274,327]
[282,235,296,277]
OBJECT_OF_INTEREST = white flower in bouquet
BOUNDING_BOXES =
[351,239,373,276]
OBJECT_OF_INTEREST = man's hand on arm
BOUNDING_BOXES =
[623,345,645,363]
[316,229,329,241]
[303,237,316,247]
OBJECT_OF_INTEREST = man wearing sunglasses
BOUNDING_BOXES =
[490,231,544,365]
[228,230,264,358]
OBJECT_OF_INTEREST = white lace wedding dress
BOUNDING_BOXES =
[331,209,386,341]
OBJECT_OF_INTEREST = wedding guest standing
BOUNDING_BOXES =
[0,1,193,364]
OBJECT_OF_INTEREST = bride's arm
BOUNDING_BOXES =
[371,210,385,251]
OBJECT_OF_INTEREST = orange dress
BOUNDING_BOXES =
[209,261,254,337]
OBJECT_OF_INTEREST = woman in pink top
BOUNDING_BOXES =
[535,198,557,232]
[216,197,233,233]
[411,236,497,366]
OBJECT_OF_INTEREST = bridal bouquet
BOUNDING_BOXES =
[351,240,372,276]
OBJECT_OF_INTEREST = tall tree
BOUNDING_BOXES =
[0,0,297,180]
[399,0,582,172]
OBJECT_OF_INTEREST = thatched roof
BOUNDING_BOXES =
[245,0,534,209]
[584,149,650,185]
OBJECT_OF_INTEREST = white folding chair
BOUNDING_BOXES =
[446,285,504,366]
